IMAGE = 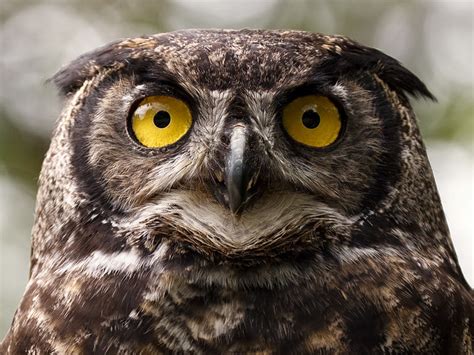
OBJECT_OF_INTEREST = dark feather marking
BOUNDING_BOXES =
[357,73,403,215]
[344,304,387,351]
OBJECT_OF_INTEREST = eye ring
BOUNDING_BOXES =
[282,95,344,149]
[128,95,193,149]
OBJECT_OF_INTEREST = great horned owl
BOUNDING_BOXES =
[2,30,472,354]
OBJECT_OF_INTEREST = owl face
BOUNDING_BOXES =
[57,30,433,256]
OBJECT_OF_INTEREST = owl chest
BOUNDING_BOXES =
[133,263,458,354]
[137,275,348,353]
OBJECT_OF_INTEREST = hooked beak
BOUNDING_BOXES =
[214,124,259,214]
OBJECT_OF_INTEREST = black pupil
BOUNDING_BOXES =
[153,111,171,128]
[302,110,320,129]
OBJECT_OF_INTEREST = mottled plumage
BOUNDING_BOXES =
[2,29,473,354]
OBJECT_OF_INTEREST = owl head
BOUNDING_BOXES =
[32,29,454,271]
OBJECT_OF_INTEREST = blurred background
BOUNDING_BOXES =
[0,0,472,337]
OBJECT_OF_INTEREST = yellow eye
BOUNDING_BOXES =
[130,96,192,148]
[282,95,342,148]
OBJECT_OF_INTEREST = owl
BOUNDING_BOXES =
[2,29,472,354]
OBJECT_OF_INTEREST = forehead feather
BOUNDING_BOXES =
[52,29,434,101]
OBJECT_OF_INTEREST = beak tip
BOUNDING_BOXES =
[226,180,244,214]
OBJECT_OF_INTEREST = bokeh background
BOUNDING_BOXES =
[1,0,472,337]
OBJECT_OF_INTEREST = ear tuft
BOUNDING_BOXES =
[323,39,436,102]
[50,39,133,96]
